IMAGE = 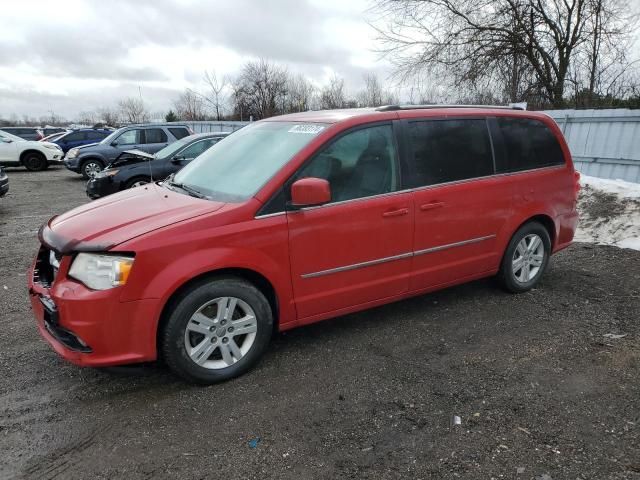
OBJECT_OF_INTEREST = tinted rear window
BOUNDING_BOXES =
[169,127,189,140]
[86,131,107,140]
[495,117,565,172]
[144,128,168,144]
[407,119,494,187]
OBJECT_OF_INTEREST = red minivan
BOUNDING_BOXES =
[28,106,579,384]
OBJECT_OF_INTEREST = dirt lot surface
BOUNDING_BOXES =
[1,168,639,480]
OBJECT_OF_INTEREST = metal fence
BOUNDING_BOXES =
[545,109,640,183]
[179,121,249,134]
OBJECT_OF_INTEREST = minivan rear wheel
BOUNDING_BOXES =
[498,222,551,293]
[161,277,273,384]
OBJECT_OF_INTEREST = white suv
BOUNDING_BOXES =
[0,130,63,171]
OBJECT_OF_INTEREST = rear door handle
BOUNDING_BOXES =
[382,208,409,218]
[420,202,445,211]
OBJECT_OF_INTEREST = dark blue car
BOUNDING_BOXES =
[54,128,113,153]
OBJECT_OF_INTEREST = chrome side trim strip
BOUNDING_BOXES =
[254,211,286,220]
[301,252,413,279]
[301,234,496,278]
[413,234,496,257]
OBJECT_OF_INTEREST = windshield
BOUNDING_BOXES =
[172,121,326,202]
[99,128,122,145]
[0,130,25,142]
[154,135,197,160]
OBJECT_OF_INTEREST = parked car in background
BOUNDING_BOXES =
[64,123,193,179]
[52,128,113,153]
[0,167,8,197]
[40,131,69,143]
[41,127,67,137]
[86,132,229,199]
[1,127,43,141]
[27,106,579,384]
[0,130,63,171]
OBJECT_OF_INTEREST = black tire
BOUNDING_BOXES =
[22,152,47,171]
[161,276,273,384]
[498,221,551,293]
[81,159,104,179]
[125,177,151,189]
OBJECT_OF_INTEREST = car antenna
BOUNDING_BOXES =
[148,152,154,185]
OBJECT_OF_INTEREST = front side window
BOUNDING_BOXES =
[408,119,494,187]
[180,139,216,159]
[294,124,398,203]
[144,128,168,144]
[172,121,326,202]
[115,129,140,145]
[495,117,565,172]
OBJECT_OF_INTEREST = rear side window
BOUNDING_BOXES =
[144,128,168,144]
[495,117,565,172]
[64,131,86,142]
[86,131,107,140]
[169,127,189,140]
[407,119,494,187]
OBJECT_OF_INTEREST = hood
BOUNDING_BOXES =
[108,149,154,168]
[41,183,225,253]
[75,142,102,151]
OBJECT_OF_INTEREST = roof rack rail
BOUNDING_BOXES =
[375,104,526,112]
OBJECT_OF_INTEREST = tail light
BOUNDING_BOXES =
[574,170,581,196]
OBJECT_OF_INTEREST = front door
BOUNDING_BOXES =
[287,123,414,321]
[0,137,18,163]
[404,118,513,290]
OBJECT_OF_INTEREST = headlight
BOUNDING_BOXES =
[68,253,134,290]
[43,143,61,151]
[97,169,119,178]
[67,148,79,158]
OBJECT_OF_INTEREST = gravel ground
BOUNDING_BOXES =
[0,167,639,480]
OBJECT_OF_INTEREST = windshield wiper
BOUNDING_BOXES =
[164,175,208,199]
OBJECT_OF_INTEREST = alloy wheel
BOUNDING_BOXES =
[84,162,102,178]
[183,296,258,370]
[512,234,545,283]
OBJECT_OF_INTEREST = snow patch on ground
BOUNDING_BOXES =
[576,175,640,251]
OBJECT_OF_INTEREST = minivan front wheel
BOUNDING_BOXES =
[498,222,551,293]
[161,277,273,384]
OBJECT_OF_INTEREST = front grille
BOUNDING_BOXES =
[33,247,59,287]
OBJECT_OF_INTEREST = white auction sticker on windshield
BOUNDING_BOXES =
[288,124,325,134]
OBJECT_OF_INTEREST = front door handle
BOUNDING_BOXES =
[420,201,445,211]
[382,208,409,218]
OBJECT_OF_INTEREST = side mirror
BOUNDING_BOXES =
[111,141,118,147]
[171,155,186,164]
[289,177,331,209]
[1,138,12,144]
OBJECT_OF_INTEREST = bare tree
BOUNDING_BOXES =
[118,97,149,123]
[173,89,206,121]
[202,70,229,120]
[234,59,289,119]
[320,75,348,109]
[286,74,317,112]
[77,111,98,125]
[372,0,639,108]
[356,73,399,106]
[98,107,120,126]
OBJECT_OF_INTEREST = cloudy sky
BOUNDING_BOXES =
[0,0,389,120]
